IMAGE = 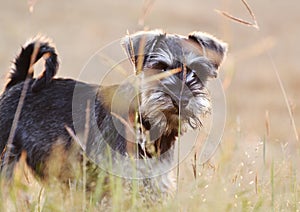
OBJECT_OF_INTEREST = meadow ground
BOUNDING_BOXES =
[0,0,299,211]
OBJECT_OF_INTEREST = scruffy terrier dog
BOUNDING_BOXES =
[0,30,227,198]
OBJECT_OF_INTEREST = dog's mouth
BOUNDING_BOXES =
[141,106,202,134]
[172,108,202,130]
[167,96,202,129]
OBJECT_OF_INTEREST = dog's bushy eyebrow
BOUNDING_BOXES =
[147,45,174,67]
[121,30,165,67]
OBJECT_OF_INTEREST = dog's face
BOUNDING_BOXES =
[121,30,227,140]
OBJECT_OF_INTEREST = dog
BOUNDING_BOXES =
[0,30,227,199]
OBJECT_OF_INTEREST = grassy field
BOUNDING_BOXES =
[0,0,299,211]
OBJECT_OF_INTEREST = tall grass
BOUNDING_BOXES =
[0,119,299,211]
[0,0,299,211]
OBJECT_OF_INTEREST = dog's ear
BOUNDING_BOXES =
[121,30,165,71]
[188,32,228,70]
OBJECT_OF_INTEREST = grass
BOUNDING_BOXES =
[1,0,300,211]
[0,123,299,211]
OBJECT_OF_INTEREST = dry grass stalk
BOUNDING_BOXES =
[138,0,156,26]
[235,37,276,62]
[268,53,299,143]
[110,112,135,138]
[176,64,187,192]
[2,42,40,178]
[255,173,258,194]
[143,67,182,83]
[265,110,270,138]
[37,187,44,212]
[65,125,86,151]
[98,53,129,76]
[136,38,146,75]
[127,30,137,73]
[82,100,91,211]
[28,0,38,13]
[216,0,259,30]
[192,153,197,180]
[83,100,91,148]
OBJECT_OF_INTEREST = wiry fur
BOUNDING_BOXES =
[122,30,227,157]
[6,35,59,92]
[0,30,227,200]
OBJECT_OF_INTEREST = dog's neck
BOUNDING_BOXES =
[97,84,177,159]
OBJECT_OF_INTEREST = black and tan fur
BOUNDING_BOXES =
[0,30,227,198]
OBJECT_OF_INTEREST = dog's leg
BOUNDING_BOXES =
[0,142,22,180]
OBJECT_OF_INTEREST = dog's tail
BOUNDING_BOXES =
[5,36,59,92]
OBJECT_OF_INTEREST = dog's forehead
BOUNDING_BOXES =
[160,33,204,63]
[123,30,226,69]
[163,34,203,55]
[126,31,204,57]
[161,33,226,68]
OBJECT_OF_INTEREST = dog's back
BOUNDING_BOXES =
[0,37,124,179]
[0,78,93,177]
[0,37,72,178]
[1,37,57,154]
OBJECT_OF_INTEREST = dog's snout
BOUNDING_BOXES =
[180,97,190,108]
[171,95,190,108]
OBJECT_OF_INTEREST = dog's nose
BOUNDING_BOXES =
[180,97,190,108]
[171,96,190,108]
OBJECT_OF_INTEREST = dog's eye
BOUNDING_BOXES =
[150,61,169,71]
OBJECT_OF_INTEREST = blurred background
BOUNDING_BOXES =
[0,0,298,142]
[0,0,299,209]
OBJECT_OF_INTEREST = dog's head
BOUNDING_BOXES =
[121,30,227,139]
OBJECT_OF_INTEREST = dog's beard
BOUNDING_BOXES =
[139,74,211,137]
